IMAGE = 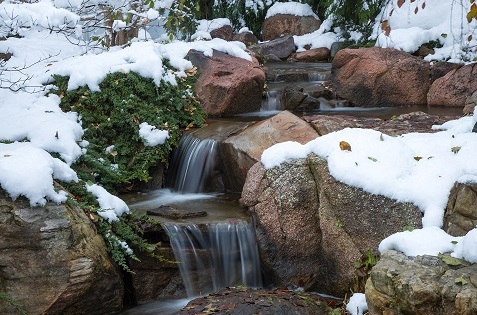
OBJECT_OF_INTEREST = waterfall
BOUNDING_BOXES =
[167,134,218,193]
[162,221,263,297]
[261,89,282,112]
[308,72,329,82]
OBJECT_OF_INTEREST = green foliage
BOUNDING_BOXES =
[50,66,205,271]
[213,0,273,39]
[52,70,204,193]
[353,248,380,292]
[325,0,387,44]
[0,292,26,315]
[161,0,199,41]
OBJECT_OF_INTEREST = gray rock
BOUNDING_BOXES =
[250,35,296,61]
[445,182,477,236]
[366,250,477,315]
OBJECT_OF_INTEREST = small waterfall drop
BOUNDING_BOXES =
[261,89,282,112]
[167,133,218,193]
[162,220,262,297]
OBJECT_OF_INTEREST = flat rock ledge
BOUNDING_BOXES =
[180,287,334,315]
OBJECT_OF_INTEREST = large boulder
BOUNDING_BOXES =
[221,111,319,191]
[0,189,123,315]
[186,49,265,117]
[366,250,477,315]
[330,47,432,107]
[428,63,477,107]
[241,155,422,296]
[262,14,321,41]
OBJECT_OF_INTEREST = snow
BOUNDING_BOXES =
[86,184,129,222]
[262,108,477,261]
[373,0,477,63]
[139,122,169,146]
[265,2,319,19]
[346,293,368,315]
[0,1,252,218]
[1,0,477,290]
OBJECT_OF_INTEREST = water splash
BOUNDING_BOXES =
[162,220,262,297]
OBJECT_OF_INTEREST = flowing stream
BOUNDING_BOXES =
[121,132,262,315]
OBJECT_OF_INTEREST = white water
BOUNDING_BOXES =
[167,134,218,193]
[162,221,263,297]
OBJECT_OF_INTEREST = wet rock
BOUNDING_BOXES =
[366,250,477,315]
[428,63,477,107]
[181,287,333,315]
[241,155,422,296]
[147,205,207,219]
[445,182,477,236]
[331,47,431,107]
[129,246,185,302]
[262,14,321,41]
[281,84,307,110]
[0,189,123,315]
[186,49,265,116]
[305,112,456,136]
[221,111,319,191]
[249,35,296,62]
[292,47,330,62]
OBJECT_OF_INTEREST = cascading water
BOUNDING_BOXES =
[167,133,218,193]
[162,132,262,297]
[162,221,262,297]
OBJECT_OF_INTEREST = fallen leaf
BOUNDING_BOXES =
[368,156,378,162]
[438,253,463,266]
[455,276,468,285]
[397,0,405,8]
[339,141,352,151]
[451,146,461,154]
[414,156,422,161]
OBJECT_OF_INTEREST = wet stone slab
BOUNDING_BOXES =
[147,206,207,219]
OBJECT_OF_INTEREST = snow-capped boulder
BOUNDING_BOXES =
[0,188,123,314]
[221,111,319,191]
[241,155,422,296]
[262,14,321,41]
[186,49,265,117]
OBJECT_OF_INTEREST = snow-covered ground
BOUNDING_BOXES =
[0,1,476,313]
